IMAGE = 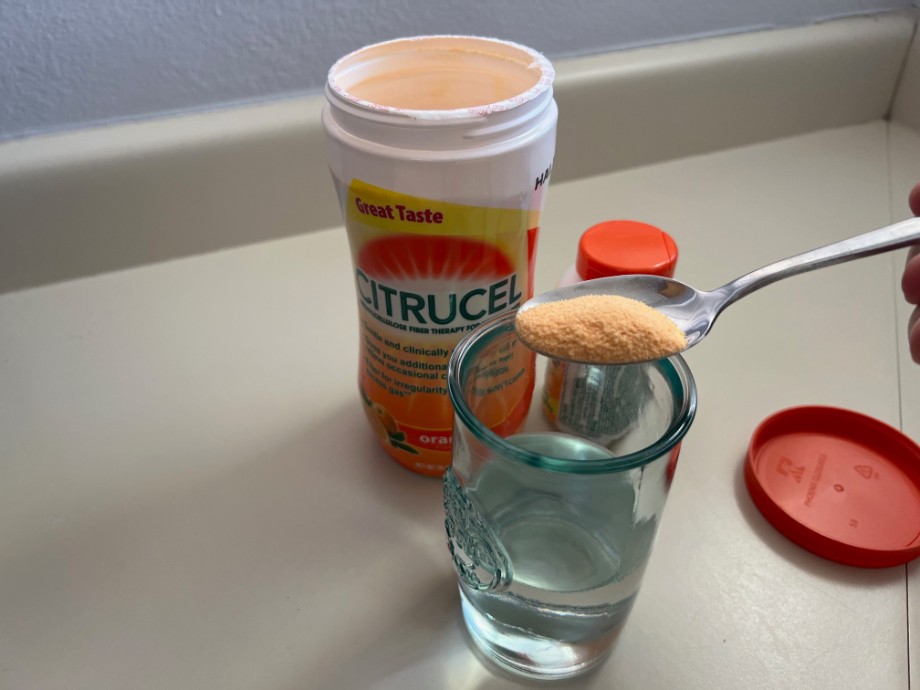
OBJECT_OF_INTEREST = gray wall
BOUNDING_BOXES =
[1,0,913,141]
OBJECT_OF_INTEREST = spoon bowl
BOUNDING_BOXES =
[520,274,713,352]
[518,217,920,363]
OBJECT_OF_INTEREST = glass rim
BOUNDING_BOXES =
[448,311,698,474]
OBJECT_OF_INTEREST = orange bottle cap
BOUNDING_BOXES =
[575,220,678,280]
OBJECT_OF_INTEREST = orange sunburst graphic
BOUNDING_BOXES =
[357,234,515,281]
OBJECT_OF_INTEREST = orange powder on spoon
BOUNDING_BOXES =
[516,294,687,363]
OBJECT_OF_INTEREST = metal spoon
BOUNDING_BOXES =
[518,217,920,361]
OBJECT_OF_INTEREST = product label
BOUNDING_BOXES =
[344,179,540,474]
[542,360,653,445]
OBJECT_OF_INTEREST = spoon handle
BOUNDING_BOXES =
[715,217,920,309]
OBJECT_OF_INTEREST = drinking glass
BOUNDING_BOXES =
[443,311,697,679]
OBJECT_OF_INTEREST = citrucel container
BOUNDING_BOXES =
[322,36,558,476]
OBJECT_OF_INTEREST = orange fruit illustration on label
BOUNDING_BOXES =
[370,402,399,436]
[360,384,420,455]
[367,406,389,443]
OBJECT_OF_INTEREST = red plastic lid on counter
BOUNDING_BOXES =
[575,220,679,280]
[745,406,920,568]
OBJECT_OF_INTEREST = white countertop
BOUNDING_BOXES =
[2,120,920,689]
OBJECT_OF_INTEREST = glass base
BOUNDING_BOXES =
[459,586,621,681]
